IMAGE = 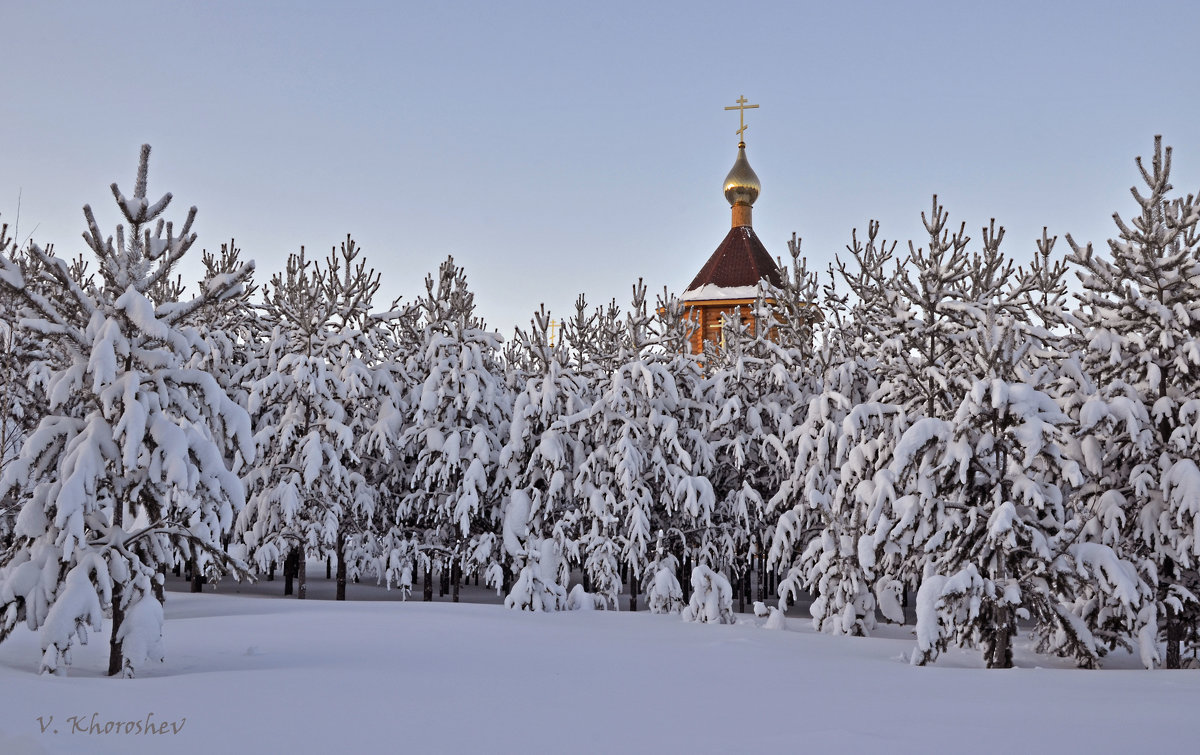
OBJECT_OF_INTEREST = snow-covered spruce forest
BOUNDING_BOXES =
[0,139,1198,679]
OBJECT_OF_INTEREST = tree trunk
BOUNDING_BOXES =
[758,551,766,604]
[1162,557,1182,669]
[327,555,332,580]
[108,499,126,676]
[335,531,347,601]
[682,555,691,602]
[107,582,125,677]
[189,557,203,593]
[423,561,434,602]
[1166,605,1183,669]
[988,606,1014,669]
[451,560,461,603]
[297,555,307,600]
[628,566,639,612]
[283,549,296,596]
[153,564,166,605]
[907,577,920,625]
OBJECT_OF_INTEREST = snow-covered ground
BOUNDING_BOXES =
[0,572,1195,755]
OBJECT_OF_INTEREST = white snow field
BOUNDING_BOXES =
[0,575,1196,755]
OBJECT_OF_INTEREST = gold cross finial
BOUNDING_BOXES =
[724,95,759,145]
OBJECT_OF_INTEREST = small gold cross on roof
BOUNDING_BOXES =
[724,95,759,144]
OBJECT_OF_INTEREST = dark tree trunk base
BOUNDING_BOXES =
[986,608,1015,669]
[108,584,125,677]
[336,533,347,601]
[283,548,298,596]
[154,565,166,605]
[190,558,204,593]
[1166,610,1183,669]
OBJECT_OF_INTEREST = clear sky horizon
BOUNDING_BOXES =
[3,0,1199,336]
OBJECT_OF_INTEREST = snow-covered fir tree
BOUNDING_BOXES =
[1067,136,1200,668]
[237,237,381,601]
[555,295,625,609]
[857,208,1039,607]
[0,223,55,540]
[397,257,509,600]
[499,306,591,610]
[646,288,720,602]
[888,282,1154,667]
[776,388,908,636]
[354,299,420,597]
[574,281,713,611]
[0,145,253,676]
[768,227,900,634]
[709,242,818,614]
[706,313,773,605]
[167,239,264,591]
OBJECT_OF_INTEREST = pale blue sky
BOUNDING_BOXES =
[3,1,1198,334]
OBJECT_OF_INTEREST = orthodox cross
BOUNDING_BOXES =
[549,319,560,347]
[724,95,759,143]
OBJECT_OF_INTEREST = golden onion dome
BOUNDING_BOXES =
[723,143,760,207]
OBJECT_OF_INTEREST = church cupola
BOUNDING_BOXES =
[724,143,760,228]
[678,95,785,354]
[723,95,761,229]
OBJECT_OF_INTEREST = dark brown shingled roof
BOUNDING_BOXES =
[685,225,784,293]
